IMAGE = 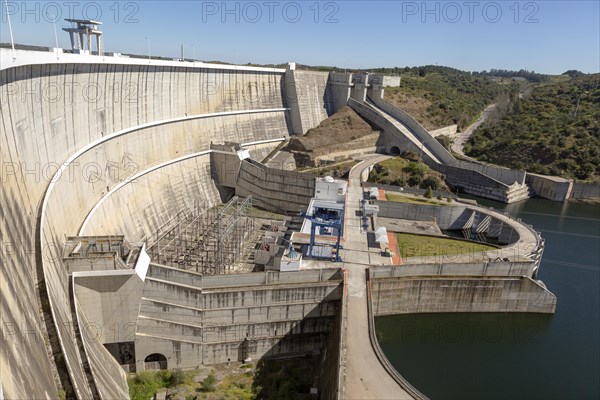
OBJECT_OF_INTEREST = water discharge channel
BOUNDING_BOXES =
[376,198,600,399]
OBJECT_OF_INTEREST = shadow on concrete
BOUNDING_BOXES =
[367,232,382,249]
[248,286,343,399]
[252,356,318,399]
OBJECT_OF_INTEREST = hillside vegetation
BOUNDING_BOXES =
[465,74,600,181]
[128,359,316,400]
[368,155,449,191]
[383,66,506,131]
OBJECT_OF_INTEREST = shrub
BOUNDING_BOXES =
[201,374,217,392]
[393,177,407,187]
[401,151,420,161]
[407,175,422,187]
[424,187,433,198]
[420,176,440,190]
[170,369,186,387]
[403,161,426,177]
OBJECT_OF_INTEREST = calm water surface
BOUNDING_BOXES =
[376,198,600,399]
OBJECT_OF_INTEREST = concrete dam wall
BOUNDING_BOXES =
[1,50,293,399]
[284,68,331,134]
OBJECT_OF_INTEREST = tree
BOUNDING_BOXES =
[424,186,433,198]
[420,176,440,190]
[408,175,422,187]
[403,161,426,177]
[393,177,407,187]
[201,374,216,392]
[576,162,595,180]
[169,369,186,387]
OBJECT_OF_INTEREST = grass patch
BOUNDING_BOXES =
[386,192,453,206]
[298,159,358,179]
[397,233,497,258]
[247,206,287,221]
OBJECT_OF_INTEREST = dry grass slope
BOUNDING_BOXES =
[286,106,379,153]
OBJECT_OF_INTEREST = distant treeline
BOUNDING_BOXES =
[472,69,550,82]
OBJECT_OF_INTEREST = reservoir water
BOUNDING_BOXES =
[376,198,600,399]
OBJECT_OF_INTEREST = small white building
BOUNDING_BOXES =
[314,176,347,202]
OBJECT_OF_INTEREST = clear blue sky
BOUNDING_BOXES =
[1,1,598,74]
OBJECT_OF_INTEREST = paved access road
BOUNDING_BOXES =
[340,155,414,400]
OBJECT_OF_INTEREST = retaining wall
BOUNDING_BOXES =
[570,181,600,200]
[134,265,343,370]
[525,173,573,201]
[348,98,440,165]
[370,276,557,315]
[235,159,315,213]
[373,201,521,245]
[367,91,527,186]
[367,91,456,165]
[370,261,535,280]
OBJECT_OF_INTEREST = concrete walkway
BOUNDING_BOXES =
[339,155,413,400]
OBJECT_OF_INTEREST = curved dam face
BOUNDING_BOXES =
[1,50,291,399]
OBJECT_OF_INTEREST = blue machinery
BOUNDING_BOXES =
[300,208,345,262]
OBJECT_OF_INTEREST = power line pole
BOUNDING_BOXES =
[4,0,16,60]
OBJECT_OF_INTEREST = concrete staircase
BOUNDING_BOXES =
[474,215,492,234]
[505,183,532,203]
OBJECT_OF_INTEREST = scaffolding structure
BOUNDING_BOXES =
[146,197,255,274]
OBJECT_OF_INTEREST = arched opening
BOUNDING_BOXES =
[389,146,401,156]
[144,353,167,370]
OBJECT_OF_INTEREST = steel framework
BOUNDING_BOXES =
[146,197,254,274]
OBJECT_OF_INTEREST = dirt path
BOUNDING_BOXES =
[451,103,497,157]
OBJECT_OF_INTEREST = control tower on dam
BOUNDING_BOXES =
[1,45,556,400]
